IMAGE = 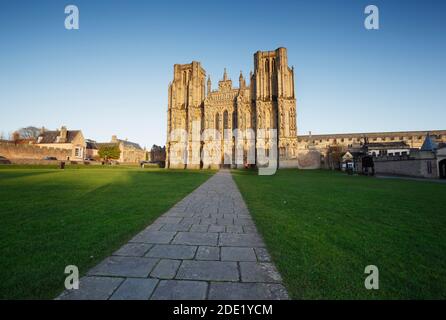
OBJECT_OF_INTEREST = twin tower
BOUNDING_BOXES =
[166,47,298,169]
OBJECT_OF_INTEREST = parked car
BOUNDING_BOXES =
[0,156,11,164]
[43,156,57,160]
[84,157,95,161]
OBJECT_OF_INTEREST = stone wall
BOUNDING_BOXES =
[0,142,71,160]
[373,155,438,179]
[8,159,61,165]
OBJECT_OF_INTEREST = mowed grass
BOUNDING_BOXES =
[0,166,214,299]
[232,169,446,299]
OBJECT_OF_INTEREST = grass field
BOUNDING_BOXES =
[232,169,446,299]
[0,165,213,299]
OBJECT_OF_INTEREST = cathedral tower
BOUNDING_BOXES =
[166,61,206,168]
[252,47,297,164]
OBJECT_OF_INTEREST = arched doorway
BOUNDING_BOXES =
[439,159,446,179]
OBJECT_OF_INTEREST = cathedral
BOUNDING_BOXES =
[166,47,446,170]
[166,47,298,169]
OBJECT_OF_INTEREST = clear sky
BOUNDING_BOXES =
[0,0,445,147]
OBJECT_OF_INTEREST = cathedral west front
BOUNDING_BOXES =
[166,47,446,170]
[166,47,299,169]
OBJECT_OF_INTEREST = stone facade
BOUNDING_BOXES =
[166,48,298,169]
[366,151,439,179]
[110,135,147,164]
[36,126,86,160]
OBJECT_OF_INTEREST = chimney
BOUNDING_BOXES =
[59,126,67,143]
[40,126,46,135]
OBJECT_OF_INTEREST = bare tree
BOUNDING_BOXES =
[17,126,41,139]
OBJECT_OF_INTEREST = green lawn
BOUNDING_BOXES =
[0,166,214,299]
[232,169,446,299]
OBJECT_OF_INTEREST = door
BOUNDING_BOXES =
[439,159,446,179]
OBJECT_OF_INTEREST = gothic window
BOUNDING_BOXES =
[232,111,237,129]
[215,113,220,131]
[265,59,269,73]
[272,59,276,72]
[223,110,229,129]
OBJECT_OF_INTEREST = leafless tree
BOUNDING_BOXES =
[16,126,41,139]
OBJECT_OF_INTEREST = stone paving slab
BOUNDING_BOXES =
[172,232,218,246]
[196,246,220,260]
[57,170,289,300]
[110,278,158,300]
[221,247,257,261]
[151,259,181,279]
[88,256,159,278]
[113,243,153,257]
[176,260,239,281]
[129,230,176,244]
[151,280,208,300]
[145,244,197,260]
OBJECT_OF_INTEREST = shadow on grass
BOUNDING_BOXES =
[0,168,214,299]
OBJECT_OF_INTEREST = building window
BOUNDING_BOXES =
[427,161,432,174]
[75,147,82,158]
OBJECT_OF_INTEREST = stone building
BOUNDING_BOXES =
[108,135,146,164]
[36,126,86,160]
[165,47,446,171]
[166,47,298,169]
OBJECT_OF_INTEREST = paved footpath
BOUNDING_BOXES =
[58,170,289,300]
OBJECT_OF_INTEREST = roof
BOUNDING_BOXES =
[420,134,438,151]
[116,139,143,150]
[86,140,98,149]
[297,130,446,140]
[37,130,81,144]
[365,141,410,149]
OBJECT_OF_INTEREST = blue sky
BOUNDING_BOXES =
[0,0,445,147]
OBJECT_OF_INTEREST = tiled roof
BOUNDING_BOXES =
[86,140,98,149]
[117,139,143,150]
[37,130,80,143]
